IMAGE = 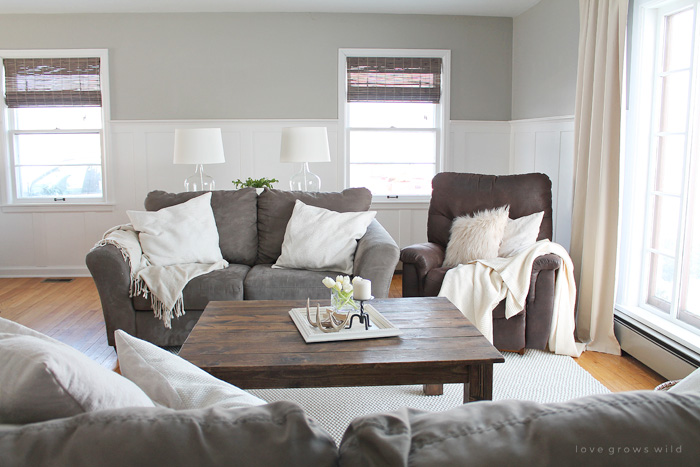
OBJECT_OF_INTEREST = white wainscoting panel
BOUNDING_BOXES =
[0,117,549,277]
[510,116,575,251]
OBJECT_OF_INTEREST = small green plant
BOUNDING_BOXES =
[232,177,279,189]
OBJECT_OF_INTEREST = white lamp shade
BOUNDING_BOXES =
[173,128,226,165]
[279,127,331,163]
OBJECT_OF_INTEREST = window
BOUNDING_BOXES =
[339,50,449,199]
[1,50,109,205]
[618,0,700,348]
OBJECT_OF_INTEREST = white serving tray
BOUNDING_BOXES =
[289,304,401,343]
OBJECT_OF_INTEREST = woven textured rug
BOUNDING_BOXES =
[247,349,610,444]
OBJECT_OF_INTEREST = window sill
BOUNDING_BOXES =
[1,203,116,213]
[615,305,700,356]
[370,197,430,210]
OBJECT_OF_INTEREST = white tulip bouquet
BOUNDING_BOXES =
[322,275,360,312]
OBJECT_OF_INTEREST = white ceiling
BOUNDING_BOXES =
[0,0,542,17]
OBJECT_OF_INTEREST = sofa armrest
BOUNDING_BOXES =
[85,244,137,346]
[353,220,400,299]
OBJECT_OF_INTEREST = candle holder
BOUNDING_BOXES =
[347,297,374,330]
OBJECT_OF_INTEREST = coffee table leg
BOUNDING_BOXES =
[463,364,494,403]
[423,384,444,396]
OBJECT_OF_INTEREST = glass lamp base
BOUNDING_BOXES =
[289,162,321,192]
[184,164,215,192]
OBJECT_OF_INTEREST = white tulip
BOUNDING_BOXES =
[343,283,353,293]
[322,277,336,289]
[352,276,363,286]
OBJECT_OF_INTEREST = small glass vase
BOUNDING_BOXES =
[331,289,359,314]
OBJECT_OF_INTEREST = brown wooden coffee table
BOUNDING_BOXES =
[179,297,504,403]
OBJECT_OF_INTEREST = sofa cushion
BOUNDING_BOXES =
[257,188,372,264]
[338,391,700,466]
[133,264,250,311]
[128,192,224,266]
[0,317,154,424]
[244,265,333,300]
[0,403,338,467]
[499,211,544,257]
[145,188,258,266]
[115,330,265,410]
[273,200,376,275]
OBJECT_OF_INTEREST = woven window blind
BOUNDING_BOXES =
[346,57,442,103]
[3,57,102,108]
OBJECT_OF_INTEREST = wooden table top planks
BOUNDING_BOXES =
[178,297,504,402]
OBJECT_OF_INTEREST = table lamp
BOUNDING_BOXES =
[173,128,225,192]
[279,127,331,192]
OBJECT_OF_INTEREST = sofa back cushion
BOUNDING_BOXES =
[256,188,372,264]
[338,391,700,466]
[0,403,338,467]
[145,188,258,266]
[428,172,553,249]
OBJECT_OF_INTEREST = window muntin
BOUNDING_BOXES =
[1,51,108,204]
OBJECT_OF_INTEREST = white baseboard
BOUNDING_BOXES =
[614,316,699,381]
[0,267,91,278]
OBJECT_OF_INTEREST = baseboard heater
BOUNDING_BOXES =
[614,315,699,381]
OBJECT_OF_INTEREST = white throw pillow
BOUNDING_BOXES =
[498,211,545,257]
[114,330,266,410]
[0,317,154,424]
[127,192,223,266]
[443,206,510,268]
[272,200,377,275]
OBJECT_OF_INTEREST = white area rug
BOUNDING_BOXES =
[248,349,610,444]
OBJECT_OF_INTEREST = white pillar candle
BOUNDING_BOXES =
[354,278,372,300]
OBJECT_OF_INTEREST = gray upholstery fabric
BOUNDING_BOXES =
[0,402,338,467]
[85,244,137,347]
[144,188,258,266]
[135,310,203,347]
[256,188,372,264]
[133,264,250,311]
[244,265,332,300]
[354,220,400,298]
[339,391,700,467]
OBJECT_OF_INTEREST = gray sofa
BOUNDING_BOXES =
[86,187,400,346]
[3,380,699,466]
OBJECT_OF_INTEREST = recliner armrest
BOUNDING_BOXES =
[400,243,445,277]
[532,253,562,272]
[353,220,400,299]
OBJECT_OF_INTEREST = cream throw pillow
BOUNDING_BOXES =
[272,200,376,275]
[443,206,510,268]
[498,211,544,257]
[0,317,154,424]
[127,192,223,266]
[115,330,266,410]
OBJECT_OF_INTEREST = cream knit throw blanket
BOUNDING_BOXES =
[439,240,585,357]
[94,224,227,328]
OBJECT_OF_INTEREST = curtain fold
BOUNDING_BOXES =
[571,0,628,355]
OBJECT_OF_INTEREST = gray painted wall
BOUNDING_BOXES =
[511,0,579,119]
[0,13,512,121]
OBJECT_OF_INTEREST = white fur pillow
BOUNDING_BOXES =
[498,211,544,257]
[443,206,510,268]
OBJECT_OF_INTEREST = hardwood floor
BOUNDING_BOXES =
[0,275,666,391]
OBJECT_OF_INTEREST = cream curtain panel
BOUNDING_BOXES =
[571,0,628,355]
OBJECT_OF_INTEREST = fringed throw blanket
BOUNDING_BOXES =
[439,240,584,357]
[94,224,228,328]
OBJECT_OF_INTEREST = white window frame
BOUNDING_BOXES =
[617,0,700,354]
[0,49,112,211]
[338,48,450,203]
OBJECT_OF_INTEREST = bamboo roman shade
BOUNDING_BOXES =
[346,57,442,103]
[3,57,102,108]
